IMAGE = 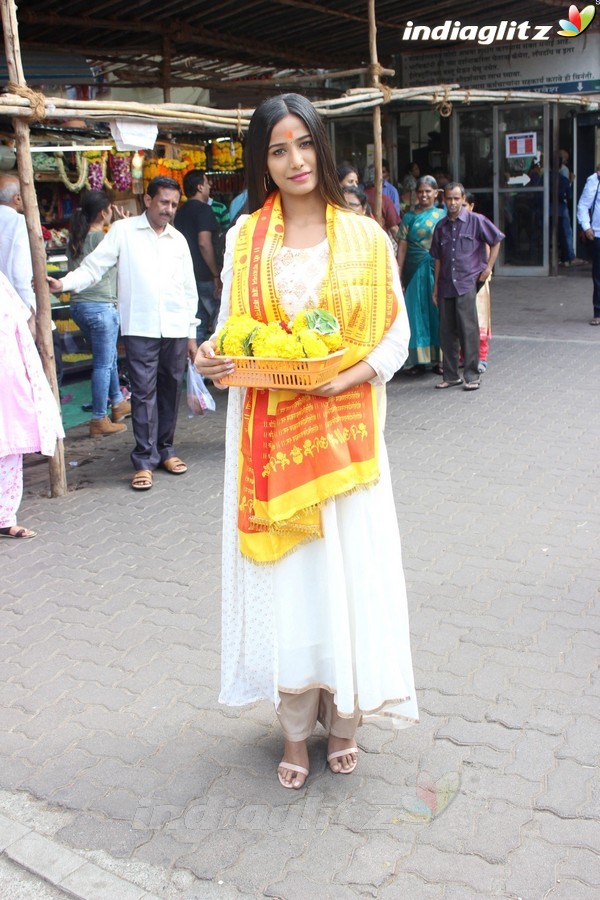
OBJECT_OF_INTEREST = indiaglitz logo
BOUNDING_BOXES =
[557,4,596,37]
[402,3,597,44]
[401,20,554,45]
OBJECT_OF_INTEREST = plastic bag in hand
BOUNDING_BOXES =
[187,359,216,416]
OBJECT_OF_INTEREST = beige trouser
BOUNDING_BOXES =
[277,688,362,742]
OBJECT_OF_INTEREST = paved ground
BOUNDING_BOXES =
[1,269,599,899]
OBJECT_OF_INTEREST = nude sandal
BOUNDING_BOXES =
[277,762,309,789]
[327,747,359,774]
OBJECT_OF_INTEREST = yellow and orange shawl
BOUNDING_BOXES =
[231,192,398,563]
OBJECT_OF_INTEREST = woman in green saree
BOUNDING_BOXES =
[397,176,446,374]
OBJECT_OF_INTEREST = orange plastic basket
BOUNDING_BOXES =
[218,349,346,390]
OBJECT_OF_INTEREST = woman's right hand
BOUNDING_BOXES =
[194,340,234,390]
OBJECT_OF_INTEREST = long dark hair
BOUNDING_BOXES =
[336,162,359,184]
[245,93,347,213]
[69,191,111,259]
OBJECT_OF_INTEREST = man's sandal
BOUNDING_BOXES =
[327,747,359,774]
[277,762,309,790]
[131,470,153,491]
[435,379,463,389]
[160,457,188,475]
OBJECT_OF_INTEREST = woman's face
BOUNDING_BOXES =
[266,114,319,199]
[416,183,436,208]
[340,170,358,188]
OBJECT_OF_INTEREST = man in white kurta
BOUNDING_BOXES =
[49,177,198,486]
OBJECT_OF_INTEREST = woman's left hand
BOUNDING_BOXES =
[308,360,377,397]
[308,375,348,397]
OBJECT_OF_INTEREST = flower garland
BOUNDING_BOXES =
[110,152,132,191]
[83,151,111,191]
[56,153,89,192]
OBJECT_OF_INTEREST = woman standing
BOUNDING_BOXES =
[397,176,446,374]
[195,94,418,789]
[67,192,130,436]
[0,273,64,539]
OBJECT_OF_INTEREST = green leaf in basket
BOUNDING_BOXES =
[242,326,260,356]
[305,308,340,335]
[218,327,228,355]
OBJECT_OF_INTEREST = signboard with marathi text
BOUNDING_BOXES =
[401,34,600,94]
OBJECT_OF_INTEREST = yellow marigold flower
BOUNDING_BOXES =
[296,329,329,359]
[253,329,301,359]
[251,322,283,357]
[321,331,343,351]
[291,311,309,334]
[215,314,260,356]
[291,309,343,354]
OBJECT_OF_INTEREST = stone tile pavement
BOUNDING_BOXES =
[1,270,598,899]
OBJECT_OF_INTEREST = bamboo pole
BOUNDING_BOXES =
[0,87,593,131]
[368,0,382,226]
[162,37,172,103]
[0,0,67,497]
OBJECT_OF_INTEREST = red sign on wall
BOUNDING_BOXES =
[506,132,537,159]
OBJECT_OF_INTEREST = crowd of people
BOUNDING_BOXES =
[334,161,503,391]
[2,93,598,793]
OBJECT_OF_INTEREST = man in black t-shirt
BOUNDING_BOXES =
[174,170,222,343]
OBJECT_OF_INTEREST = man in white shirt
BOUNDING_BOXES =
[0,174,67,394]
[48,177,198,490]
[0,174,36,325]
[577,163,600,326]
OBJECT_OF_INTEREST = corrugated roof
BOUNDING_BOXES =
[13,0,570,104]
[0,51,96,85]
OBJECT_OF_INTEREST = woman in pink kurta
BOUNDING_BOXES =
[0,272,64,538]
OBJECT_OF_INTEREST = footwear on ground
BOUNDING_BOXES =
[89,416,127,437]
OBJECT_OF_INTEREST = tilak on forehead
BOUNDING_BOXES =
[285,130,294,139]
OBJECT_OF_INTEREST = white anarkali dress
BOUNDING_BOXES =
[217,217,419,727]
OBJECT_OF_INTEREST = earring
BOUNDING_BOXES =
[263,173,271,193]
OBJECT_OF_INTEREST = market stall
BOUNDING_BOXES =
[28,138,244,377]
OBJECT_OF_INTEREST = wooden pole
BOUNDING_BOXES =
[368,0,382,226]
[162,37,172,103]
[0,0,67,496]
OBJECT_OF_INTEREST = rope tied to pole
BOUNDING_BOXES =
[368,62,383,83]
[7,82,46,121]
[236,106,242,139]
[380,83,393,104]
[433,86,453,118]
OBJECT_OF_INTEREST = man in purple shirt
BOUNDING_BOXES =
[430,182,504,391]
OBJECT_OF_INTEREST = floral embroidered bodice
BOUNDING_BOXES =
[272,239,329,320]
